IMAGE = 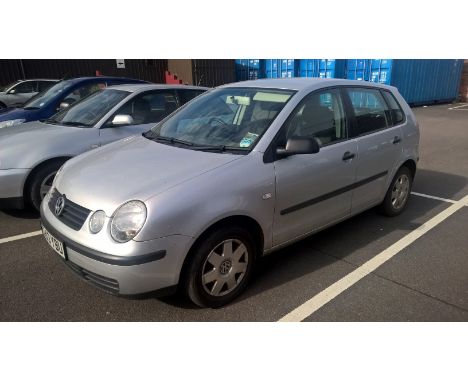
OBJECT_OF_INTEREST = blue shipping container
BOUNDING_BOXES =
[265,59,299,78]
[345,59,464,105]
[299,59,346,79]
[235,59,263,81]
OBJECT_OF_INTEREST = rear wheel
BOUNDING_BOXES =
[379,166,413,216]
[184,226,257,308]
[27,160,65,211]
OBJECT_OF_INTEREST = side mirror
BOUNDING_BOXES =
[7,88,17,95]
[111,114,134,126]
[276,137,320,158]
[58,102,70,110]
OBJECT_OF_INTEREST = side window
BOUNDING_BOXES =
[346,88,390,136]
[38,81,55,92]
[284,88,347,147]
[13,81,35,94]
[381,91,405,125]
[111,90,177,125]
[178,89,206,105]
[63,82,107,106]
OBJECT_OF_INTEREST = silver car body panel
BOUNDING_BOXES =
[41,78,420,294]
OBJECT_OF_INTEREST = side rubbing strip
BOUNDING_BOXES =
[280,171,388,215]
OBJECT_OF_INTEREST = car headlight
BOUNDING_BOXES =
[110,201,147,243]
[0,119,26,129]
[89,210,106,234]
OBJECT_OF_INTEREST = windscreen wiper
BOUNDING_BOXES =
[60,121,90,127]
[143,132,194,146]
[190,145,248,153]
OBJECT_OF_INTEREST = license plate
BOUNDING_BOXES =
[42,225,66,259]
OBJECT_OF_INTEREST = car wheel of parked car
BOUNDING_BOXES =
[28,160,65,211]
[185,226,257,308]
[380,166,413,217]
[0,102,6,110]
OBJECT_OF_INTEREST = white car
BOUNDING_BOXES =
[0,79,58,109]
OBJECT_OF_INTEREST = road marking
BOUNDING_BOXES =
[279,194,468,322]
[411,191,456,204]
[0,230,42,245]
[448,103,468,110]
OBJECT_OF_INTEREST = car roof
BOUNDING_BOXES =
[107,83,210,92]
[62,76,147,84]
[19,78,59,82]
[220,77,396,92]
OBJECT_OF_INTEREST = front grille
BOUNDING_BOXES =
[48,189,91,231]
[67,261,120,294]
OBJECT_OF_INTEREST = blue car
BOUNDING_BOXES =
[0,76,148,128]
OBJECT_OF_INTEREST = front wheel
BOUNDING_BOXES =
[184,226,257,308]
[27,160,65,211]
[379,166,413,217]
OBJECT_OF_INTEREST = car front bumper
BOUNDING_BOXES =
[40,199,194,296]
[0,168,29,209]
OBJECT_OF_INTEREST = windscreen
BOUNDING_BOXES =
[45,89,129,127]
[23,80,74,109]
[149,87,295,150]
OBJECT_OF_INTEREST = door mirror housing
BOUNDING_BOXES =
[58,101,70,110]
[276,137,320,158]
[111,114,134,126]
[7,88,17,95]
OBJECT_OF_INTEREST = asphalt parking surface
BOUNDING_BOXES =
[0,103,467,321]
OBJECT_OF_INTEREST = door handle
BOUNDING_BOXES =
[342,151,356,161]
[90,144,100,149]
[393,136,401,144]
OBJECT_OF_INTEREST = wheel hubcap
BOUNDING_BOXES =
[391,174,410,209]
[202,239,249,297]
[39,172,57,200]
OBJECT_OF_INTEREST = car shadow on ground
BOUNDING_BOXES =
[1,208,39,220]
[158,168,467,309]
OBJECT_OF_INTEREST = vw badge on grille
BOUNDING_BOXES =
[55,196,65,216]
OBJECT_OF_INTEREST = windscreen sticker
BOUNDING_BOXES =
[240,132,259,148]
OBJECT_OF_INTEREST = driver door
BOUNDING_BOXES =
[272,88,358,246]
[99,89,179,146]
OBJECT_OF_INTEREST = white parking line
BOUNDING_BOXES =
[411,192,456,204]
[0,230,42,245]
[279,194,468,322]
[448,103,468,110]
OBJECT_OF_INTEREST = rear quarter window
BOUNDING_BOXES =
[346,87,390,136]
[381,90,405,125]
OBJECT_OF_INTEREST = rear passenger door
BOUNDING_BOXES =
[99,89,178,146]
[344,87,403,213]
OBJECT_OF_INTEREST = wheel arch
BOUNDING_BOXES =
[401,158,417,179]
[178,214,264,286]
[23,156,72,198]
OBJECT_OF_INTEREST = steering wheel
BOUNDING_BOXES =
[81,110,98,122]
[207,117,228,126]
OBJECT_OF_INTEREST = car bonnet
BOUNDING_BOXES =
[54,135,244,216]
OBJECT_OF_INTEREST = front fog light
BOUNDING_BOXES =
[89,210,106,234]
[110,201,147,243]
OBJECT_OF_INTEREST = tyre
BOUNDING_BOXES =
[184,226,257,308]
[379,166,413,217]
[27,160,65,211]
[0,102,6,110]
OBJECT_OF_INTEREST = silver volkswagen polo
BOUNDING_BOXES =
[40,78,419,307]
